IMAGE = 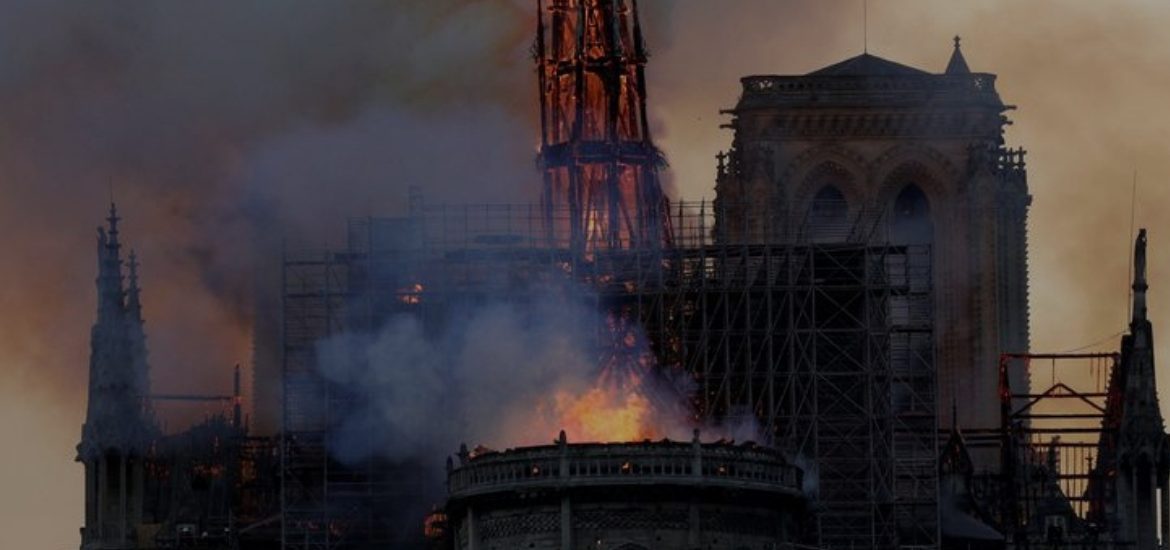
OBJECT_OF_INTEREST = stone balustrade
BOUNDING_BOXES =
[740,73,998,98]
[447,431,801,499]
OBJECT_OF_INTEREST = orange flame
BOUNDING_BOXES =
[538,358,672,443]
[551,385,657,442]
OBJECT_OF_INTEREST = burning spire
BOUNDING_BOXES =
[536,0,670,253]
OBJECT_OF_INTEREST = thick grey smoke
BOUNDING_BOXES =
[316,287,601,463]
[9,2,1170,548]
[0,2,537,546]
[0,0,543,426]
[314,281,762,467]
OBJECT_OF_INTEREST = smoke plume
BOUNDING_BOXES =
[6,2,1170,548]
[0,1,537,546]
[315,280,761,467]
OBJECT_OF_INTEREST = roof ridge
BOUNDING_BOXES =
[808,52,932,77]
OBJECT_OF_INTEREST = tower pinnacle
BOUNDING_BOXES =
[1132,228,1148,323]
[96,203,125,320]
[946,35,971,74]
[126,250,143,323]
[106,202,121,250]
[79,205,155,547]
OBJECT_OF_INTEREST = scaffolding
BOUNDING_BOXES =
[963,352,1125,547]
[281,200,937,550]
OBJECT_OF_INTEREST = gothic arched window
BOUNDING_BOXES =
[809,185,849,242]
[890,184,932,245]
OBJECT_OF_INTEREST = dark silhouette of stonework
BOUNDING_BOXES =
[715,38,1031,439]
[78,203,157,549]
[77,206,277,550]
[1085,229,1170,549]
[965,229,1170,549]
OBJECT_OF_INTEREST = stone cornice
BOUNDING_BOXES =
[735,73,1006,110]
[735,110,1007,140]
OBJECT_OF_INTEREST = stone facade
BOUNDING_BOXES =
[714,42,1031,438]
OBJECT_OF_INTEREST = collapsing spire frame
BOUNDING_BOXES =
[536,0,670,252]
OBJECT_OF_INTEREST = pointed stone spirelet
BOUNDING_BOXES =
[946,35,971,75]
[1133,228,1148,323]
[96,203,126,320]
[107,202,120,241]
[126,250,143,319]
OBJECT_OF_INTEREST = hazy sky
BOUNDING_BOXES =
[4,1,1170,547]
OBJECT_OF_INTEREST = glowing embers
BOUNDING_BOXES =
[616,70,643,141]
[423,508,448,541]
[397,282,424,305]
[536,0,667,253]
[582,72,608,140]
[542,163,664,252]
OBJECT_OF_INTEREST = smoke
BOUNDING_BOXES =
[314,280,761,468]
[307,276,768,539]
[0,1,537,547]
[315,287,598,464]
[7,1,1170,548]
[0,0,541,416]
[309,278,768,540]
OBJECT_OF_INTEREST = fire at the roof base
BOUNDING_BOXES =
[536,362,677,444]
[500,369,759,450]
[315,283,761,466]
[549,385,656,442]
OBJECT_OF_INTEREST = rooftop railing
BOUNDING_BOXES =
[738,73,1000,102]
[446,431,802,500]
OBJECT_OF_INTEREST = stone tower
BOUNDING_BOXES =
[536,0,669,252]
[77,204,156,549]
[1109,229,1168,549]
[715,39,1031,434]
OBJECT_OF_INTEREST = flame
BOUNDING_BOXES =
[423,509,448,540]
[551,384,657,442]
[534,307,676,443]
[539,355,670,443]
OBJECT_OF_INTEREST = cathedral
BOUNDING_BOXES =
[75,3,1170,549]
[715,39,1031,437]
